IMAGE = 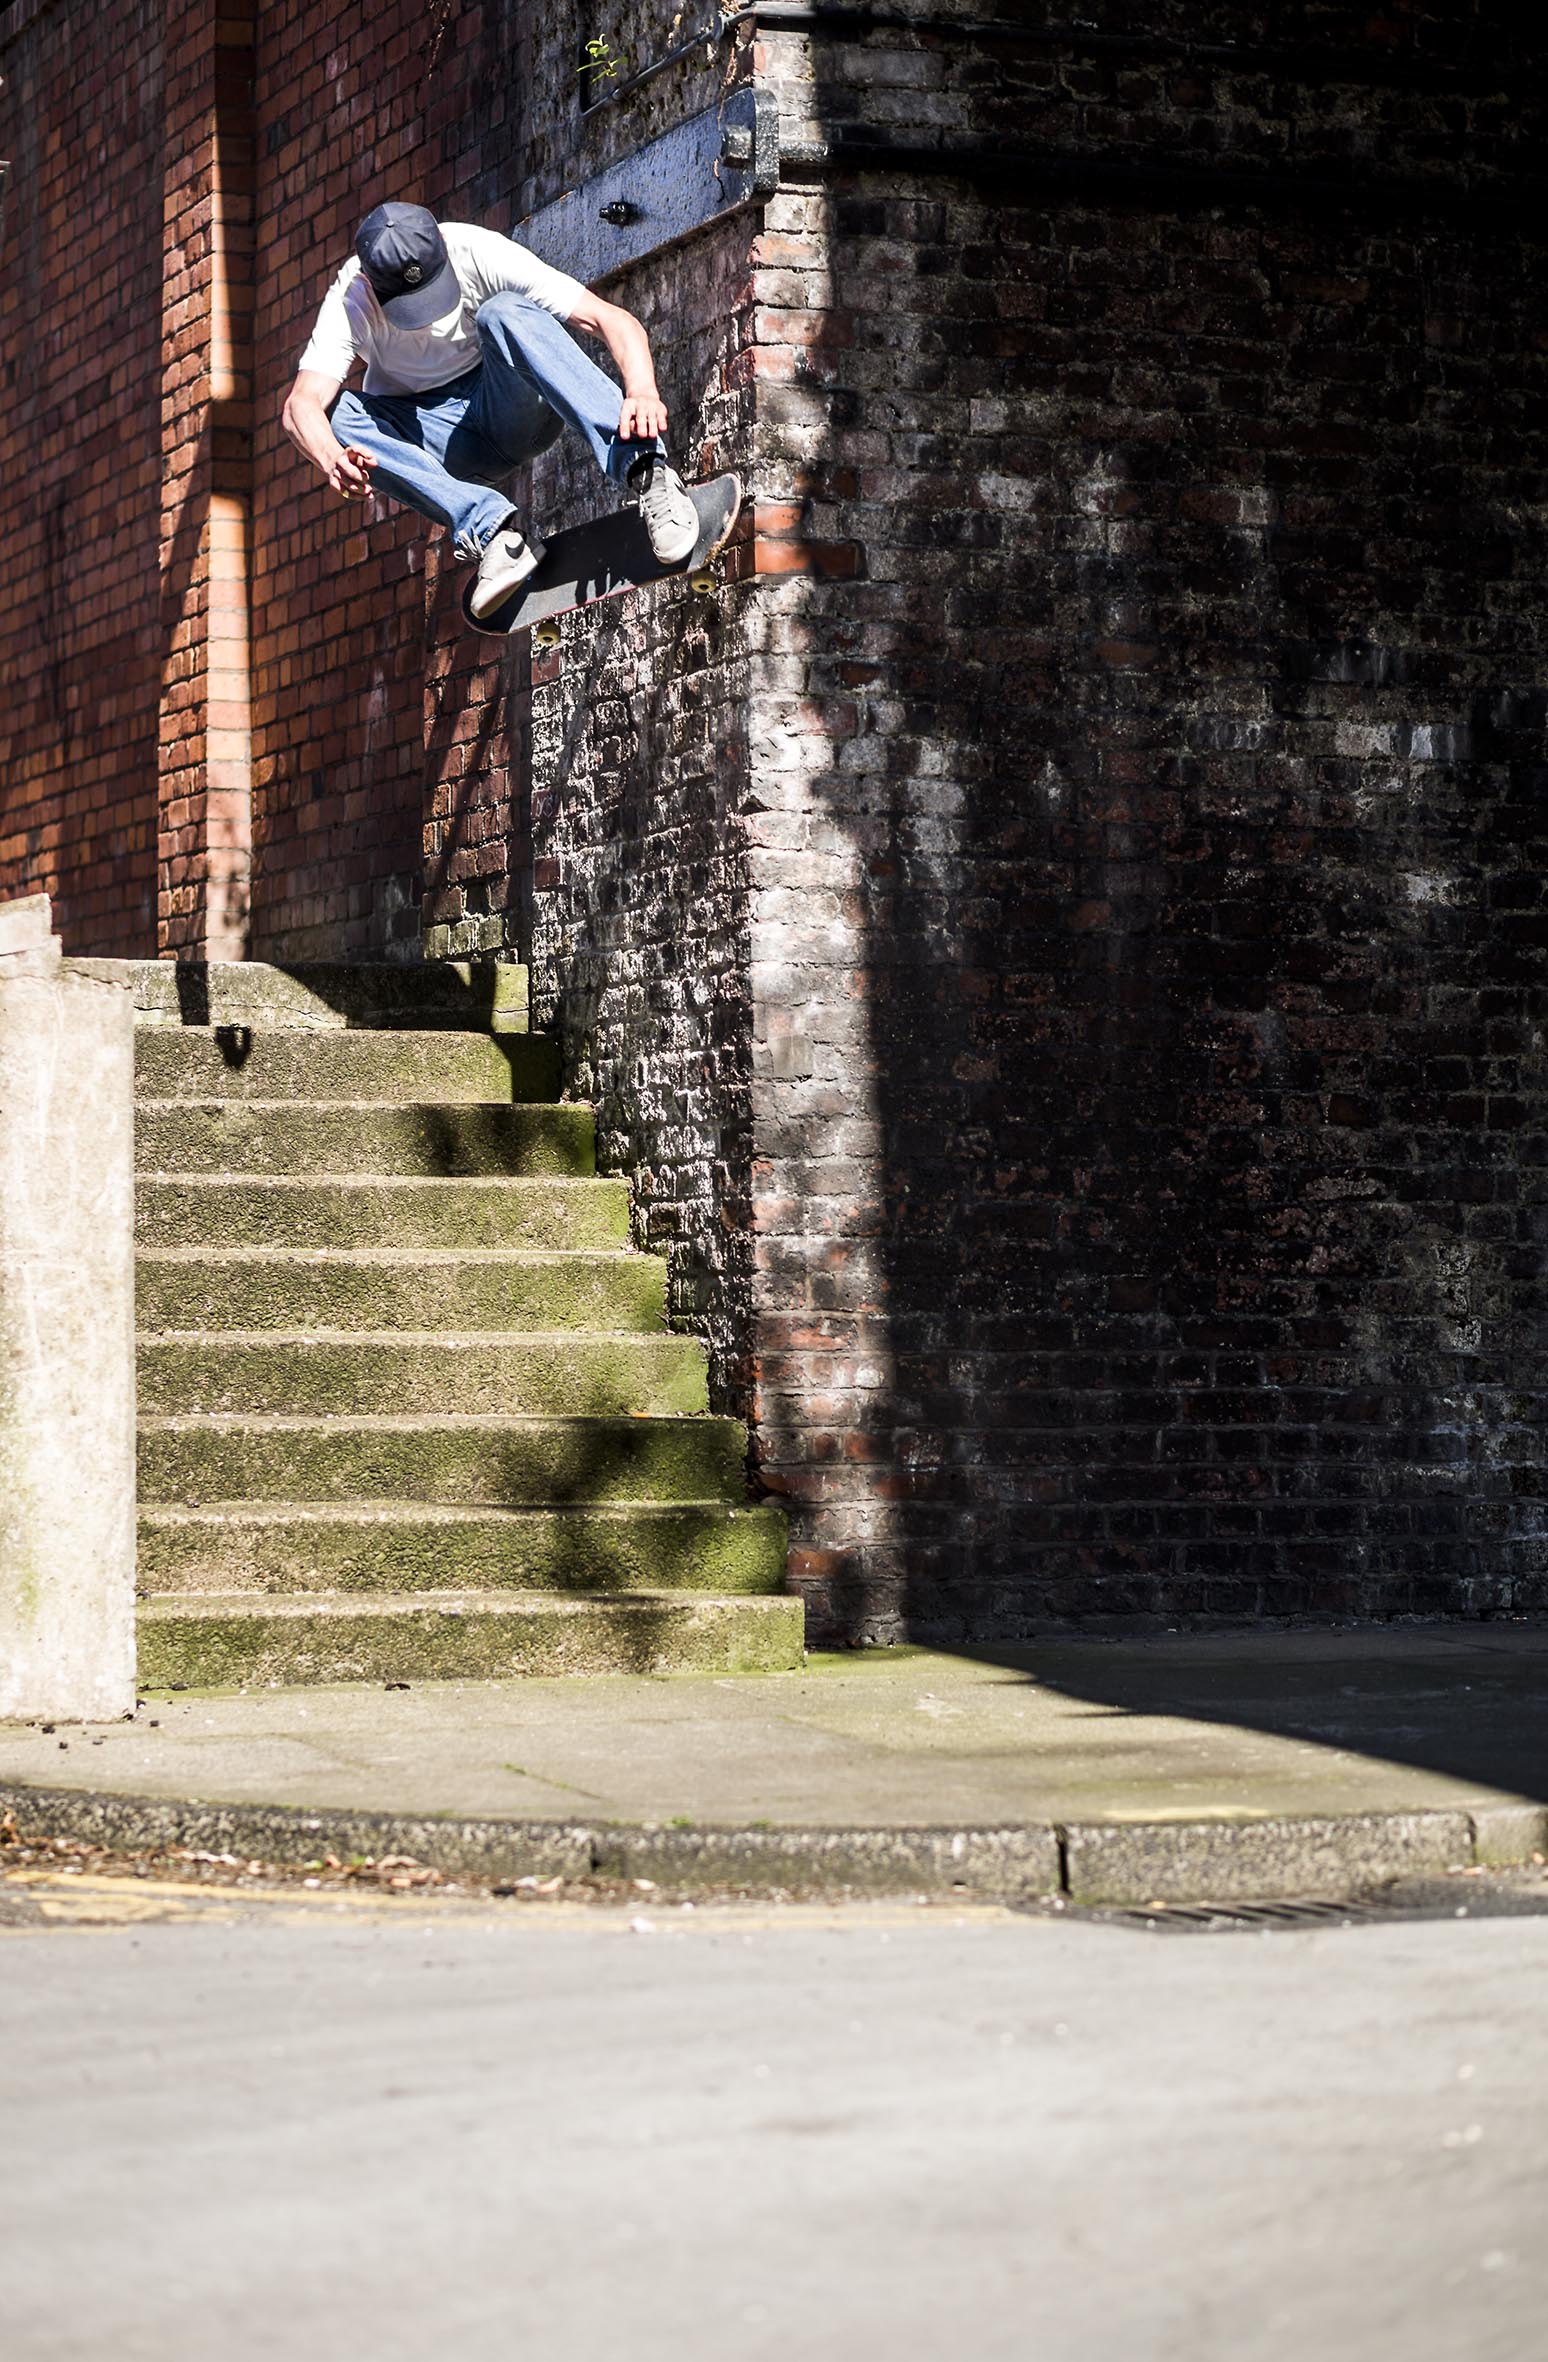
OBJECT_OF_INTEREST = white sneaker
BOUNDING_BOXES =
[628,458,699,566]
[469,520,545,619]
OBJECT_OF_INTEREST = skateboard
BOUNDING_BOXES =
[462,472,743,643]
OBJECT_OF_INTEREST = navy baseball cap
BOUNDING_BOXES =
[354,202,460,326]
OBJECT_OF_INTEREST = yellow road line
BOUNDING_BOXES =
[1,1869,1025,1932]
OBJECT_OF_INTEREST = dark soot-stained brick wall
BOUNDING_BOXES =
[523,6,1548,1640]
[770,9,1548,1638]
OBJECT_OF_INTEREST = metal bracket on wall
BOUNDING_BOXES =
[513,86,779,283]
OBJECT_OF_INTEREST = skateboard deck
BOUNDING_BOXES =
[463,472,743,640]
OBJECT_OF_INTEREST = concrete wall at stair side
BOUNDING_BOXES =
[0,911,137,1720]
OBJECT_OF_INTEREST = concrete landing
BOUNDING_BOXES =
[1,1627,1545,1902]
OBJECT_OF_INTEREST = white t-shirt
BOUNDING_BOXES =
[297,222,589,396]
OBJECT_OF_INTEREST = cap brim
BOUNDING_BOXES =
[378,257,461,328]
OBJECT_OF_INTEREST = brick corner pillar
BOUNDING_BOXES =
[158,0,256,963]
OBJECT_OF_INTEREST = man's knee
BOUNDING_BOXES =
[476,290,552,347]
[328,389,379,445]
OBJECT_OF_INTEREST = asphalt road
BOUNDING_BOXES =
[3,1886,1545,2361]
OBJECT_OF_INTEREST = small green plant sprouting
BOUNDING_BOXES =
[579,35,629,85]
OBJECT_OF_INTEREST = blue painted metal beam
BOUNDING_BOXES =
[513,87,780,285]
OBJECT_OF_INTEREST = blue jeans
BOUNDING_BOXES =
[329,291,666,559]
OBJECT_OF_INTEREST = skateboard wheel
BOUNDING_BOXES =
[533,619,561,648]
[689,572,716,596]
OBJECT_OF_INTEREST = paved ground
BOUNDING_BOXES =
[3,1626,1546,1828]
[2,1875,1545,2362]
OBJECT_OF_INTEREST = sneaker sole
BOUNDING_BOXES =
[469,545,546,621]
[645,526,699,566]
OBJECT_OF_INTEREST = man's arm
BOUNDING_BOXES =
[281,369,377,498]
[565,291,669,444]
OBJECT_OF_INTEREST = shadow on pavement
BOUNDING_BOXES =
[947,1624,1548,1806]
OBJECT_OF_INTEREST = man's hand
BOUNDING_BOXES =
[618,389,669,444]
[282,372,377,500]
[568,294,671,447]
[328,445,378,500]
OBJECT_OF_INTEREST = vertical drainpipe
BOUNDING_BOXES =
[205,0,255,960]
[159,0,254,961]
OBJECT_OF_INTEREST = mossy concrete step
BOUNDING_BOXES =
[136,1589,805,1684]
[137,1175,633,1251]
[136,1100,595,1178]
[137,1248,666,1335]
[137,1500,788,1593]
[138,1330,711,1417]
[70,958,530,1033]
[139,1412,752,1505]
[135,1028,557,1105]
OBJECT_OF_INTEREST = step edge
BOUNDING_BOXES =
[136,1589,799,1618]
[135,1099,588,1116]
[135,1174,628,1192]
[139,1501,779,1524]
[136,1329,703,1346]
[136,1411,741,1430]
[136,1024,538,1043]
[137,1247,650,1265]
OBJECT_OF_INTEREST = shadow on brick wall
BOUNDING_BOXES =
[786,36,1548,1646]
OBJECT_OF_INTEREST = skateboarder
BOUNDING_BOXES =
[281,200,700,619]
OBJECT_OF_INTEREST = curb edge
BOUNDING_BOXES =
[3,1781,1545,1904]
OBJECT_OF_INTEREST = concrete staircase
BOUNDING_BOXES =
[98,961,800,1688]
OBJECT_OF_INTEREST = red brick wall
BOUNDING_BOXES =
[248,0,534,960]
[0,0,164,954]
[1,0,754,967]
[0,0,538,963]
